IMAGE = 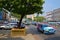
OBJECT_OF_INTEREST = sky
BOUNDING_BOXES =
[42,0,60,16]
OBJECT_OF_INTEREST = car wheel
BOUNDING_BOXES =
[43,31,48,34]
[0,28,3,30]
[35,24,36,26]
[2,27,5,30]
[40,31,44,33]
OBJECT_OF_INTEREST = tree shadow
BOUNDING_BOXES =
[26,26,42,35]
[0,30,25,40]
[45,36,60,40]
[0,37,24,40]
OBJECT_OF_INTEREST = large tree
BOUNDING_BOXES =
[0,0,44,28]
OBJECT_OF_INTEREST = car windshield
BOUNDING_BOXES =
[42,24,49,27]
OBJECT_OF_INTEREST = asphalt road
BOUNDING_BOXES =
[26,25,60,40]
[0,25,60,40]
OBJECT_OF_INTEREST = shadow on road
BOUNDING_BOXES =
[26,25,42,35]
[0,30,25,40]
[45,36,60,40]
[0,37,24,40]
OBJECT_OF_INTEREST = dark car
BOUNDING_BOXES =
[15,22,25,28]
[31,21,37,26]
[21,23,25,28]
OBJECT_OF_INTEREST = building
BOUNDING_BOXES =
[26,14,34,20]
[0,8,11,23]
[2,8,11,22]
[52,8,60,21]
[45,11,53,21]
[46,8,60,21]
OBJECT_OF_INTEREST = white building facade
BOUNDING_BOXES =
[46,8,60,21]
[45,11,53,21]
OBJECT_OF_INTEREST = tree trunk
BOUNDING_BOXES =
[17,15,24,28]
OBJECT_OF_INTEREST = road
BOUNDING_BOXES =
[26,25,60,40]
[0,25,60,40]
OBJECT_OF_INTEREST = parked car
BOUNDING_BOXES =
[3,21,8,24]
[37,23,56,34]
[0,24,14,30]
[20,23,25,28]
[57,22,60,25]
[10,22,17,26]
[48,22,57,25]
[31,21,37,26]
[0,25,5,29]
[14,23,25,28]
[24,21,31,25]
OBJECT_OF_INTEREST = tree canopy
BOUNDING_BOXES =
[0,0,44,28]
[0,0,44,15]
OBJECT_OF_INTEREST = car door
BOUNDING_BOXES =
[39,24,43,31]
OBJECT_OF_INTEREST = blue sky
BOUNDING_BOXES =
[43,0,60,12]
[42,0,60,16]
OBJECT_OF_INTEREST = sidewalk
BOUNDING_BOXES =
[0,26,41,40]
[0,34,35,40]
[21,34,35,40]
[0,29,36,40]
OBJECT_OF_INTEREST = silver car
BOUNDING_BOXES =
[0,24,14,30]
